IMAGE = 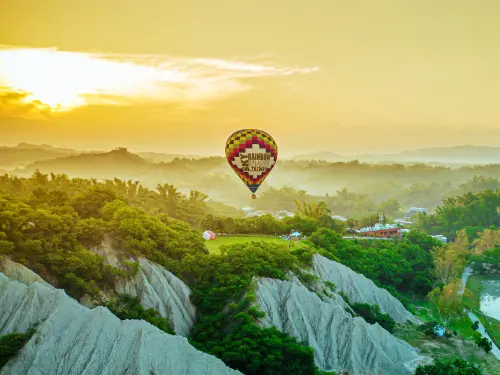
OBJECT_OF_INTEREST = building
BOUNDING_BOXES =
[394,219,413,226]
[431,234,448,243]
[406,207,428,215]
[331,215,348,221]
[358,223,402,238]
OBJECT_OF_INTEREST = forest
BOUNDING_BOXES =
[5,146,500,218]
[1,171,499,374]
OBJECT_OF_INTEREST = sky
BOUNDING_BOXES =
[1,0,500,156]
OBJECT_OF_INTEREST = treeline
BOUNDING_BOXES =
[201,212,346,236]
[416,188,500,240]
[307,229,441,300]
[13,146,500,216]
[252,175,500,218]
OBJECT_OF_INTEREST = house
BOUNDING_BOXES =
[431,234,448,243]
[331,215,348,221]
[358,223,402,238]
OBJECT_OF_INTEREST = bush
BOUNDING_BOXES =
[0,328,35,369]
[106,294,174,334]
[472,321,479,331]
[414,358,482,375]
[417,321,440,337]
[350,303,396,333]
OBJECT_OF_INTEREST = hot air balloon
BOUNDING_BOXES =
[225,129,278,199]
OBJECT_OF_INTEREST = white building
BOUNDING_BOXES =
[431,234,448,243]
[331,215,348,221]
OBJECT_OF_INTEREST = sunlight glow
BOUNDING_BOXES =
[0,46,319,115]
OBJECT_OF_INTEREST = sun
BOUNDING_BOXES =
[0,47,185,113]
[0,46,318,116]
[0,48,99,111]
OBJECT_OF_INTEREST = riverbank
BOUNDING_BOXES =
[462,267,500,358]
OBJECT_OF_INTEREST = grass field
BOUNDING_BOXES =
[204,236,305,254]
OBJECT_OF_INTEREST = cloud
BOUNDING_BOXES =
[0,90,54,119]
[0,45,319,116]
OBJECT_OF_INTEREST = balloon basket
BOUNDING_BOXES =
[251,194,257,199]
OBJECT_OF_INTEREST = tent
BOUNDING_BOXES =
[202,230,216,240]
[290,232,301,237]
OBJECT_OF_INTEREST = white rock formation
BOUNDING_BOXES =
[313,254,420,324]
[255,276,421,375]
[115,258,196,337]
[0,273,242,375]
[93,239,197,336]
[0,257,52,288]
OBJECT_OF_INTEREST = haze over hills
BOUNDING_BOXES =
[5,143,500,171]
[291,145,500,165]
[0,143,206,171]
[6,144,500,215]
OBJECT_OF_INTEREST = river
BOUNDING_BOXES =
[480,278,500,321]
[462,266,500,359]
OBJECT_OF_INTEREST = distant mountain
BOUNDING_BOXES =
[291,152,344,162]
[399,145,500,160]
[137,152,203,163]
[0,143,80,170]
[291,145,500,165]
[14,143,78,153]
[18,148,157,179]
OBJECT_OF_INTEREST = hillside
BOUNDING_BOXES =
[0,143,79,170]
[17,147,157,179]
[0,174,499,374]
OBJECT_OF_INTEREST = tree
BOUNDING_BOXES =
[71,188,118,218]
[472,228,500,255]
[472,321,479,331]
[156,183,184,218]
[478,337,493,354]
[431,245,466,285]
[414,358,482,375]
[376,199,402,217]
[317,214,346,234]
[294,200,330,219]
[427,279,470,325]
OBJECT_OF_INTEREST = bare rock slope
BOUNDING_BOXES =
[255,276,422,375]
[312,254,420,324]
[0,257,52,288]
[0,273,242,375]
[93,239,196,336]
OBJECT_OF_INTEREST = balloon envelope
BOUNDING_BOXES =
[203,230,216,240]
[225,129,278,197]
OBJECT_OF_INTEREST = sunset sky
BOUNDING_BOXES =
[1,0,500,155]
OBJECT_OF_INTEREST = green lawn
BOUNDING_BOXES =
[204,236,305,254]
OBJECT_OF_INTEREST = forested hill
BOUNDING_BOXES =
[9,147,500,213]
[1,173,500,374]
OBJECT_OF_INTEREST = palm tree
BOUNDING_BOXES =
[294,200,330,219]
[156,183,184,217]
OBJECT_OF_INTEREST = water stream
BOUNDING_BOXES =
[461,266,500,359]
